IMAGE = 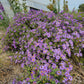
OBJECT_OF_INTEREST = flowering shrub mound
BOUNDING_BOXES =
[3,10,84,84]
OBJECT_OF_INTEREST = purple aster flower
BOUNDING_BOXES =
[27,34,30,38]
[0,15,3,20]
[57,71,62,75]
[44,63,49,67]
[46,56,50,59]
[52,63,56,69]
[61,39,66,42]
[33,67,37,70]
[12,44,17,49]
[53,48,60,55]
[56,37,60,42]
[56,21,60,27]
[22,80,26,84]
[40,71,45,76]
[60,61,66,66]
[31,71,35,75]
[31,57,36,62]
[39,43,42,48]
[62,44,67,50]
[48,60,52,63]
[43,65,47,70]
[66,48,71,57]
[15,60,18,63]
[47,33,51,38]
[14,55,17,58]
[43,49,48,54]
[35,42,40,47]
[61,55,66,60]
[12,79,16,84]
[69,65,73,70]
[21,51,24,55]
[49,42,52,45]
[49,46,53,50]
[79,53,83,57]
[56,55,60,60]
[26,78,30,81]
[39,65,44,70]
[47,52,51,55]
[60,54,64,58]
[33,81,37,84]
[59,10,64,13]
[17,81,22,84]
[60,65,65,70]
[55,59,59,62]
[69,40,73,47]
[41,60,47,64]
[62,78,68,83]
[65,72,70,77]
[53,54,56,57]
[43,43,47,48]
[65,21,69,25]
[55,79,59,84]
[77,53,80,57]
[81,44,84,48]
[65,41,69,47]
[78,15,81,17]
[63,26,66,29]
[66,68,71,72]
[68,76,73,81]
[21,63,24,68]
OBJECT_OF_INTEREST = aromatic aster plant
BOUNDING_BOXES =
[3,10,84,84]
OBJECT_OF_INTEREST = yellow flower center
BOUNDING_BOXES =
[66,68,69,71]
[32,59,35,61]
[58,71,60,73]
[33,67,36,69]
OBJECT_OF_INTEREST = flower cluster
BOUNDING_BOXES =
[3,10,84,84]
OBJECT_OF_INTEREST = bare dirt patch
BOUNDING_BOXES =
[0,30,23,84]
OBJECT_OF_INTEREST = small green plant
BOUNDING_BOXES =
[8,0,22,14]
[78,4,84,12]
[63,0,69,12]
[22,0,28,13]
[47,0,58,14]
[8,0,28,14]
[0,12,9,27]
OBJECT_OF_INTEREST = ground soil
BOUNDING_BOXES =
[0,30,24,84]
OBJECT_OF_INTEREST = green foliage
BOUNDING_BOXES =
[0,11,9,28]
[47,0,58,14]
[63,0,69,12]
[8,0,22,14]
[22,0,28,13]
[8,0,28,14]
[78,4,84,12]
